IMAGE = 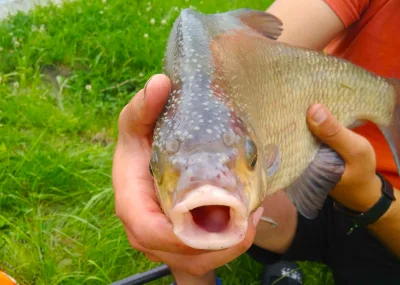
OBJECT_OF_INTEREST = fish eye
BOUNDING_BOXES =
[149,164,154,177]
[250,154,258,169]
[245,137,258,170]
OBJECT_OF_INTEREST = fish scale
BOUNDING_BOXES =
[150,8,400,250]
[216,33,395,192]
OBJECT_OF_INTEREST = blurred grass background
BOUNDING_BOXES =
[0,0,334,284]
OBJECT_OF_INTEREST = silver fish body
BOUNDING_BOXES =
[150,8,400,250]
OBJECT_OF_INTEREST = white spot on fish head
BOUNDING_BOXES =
[223,131,236,147]
[166,138,180,154]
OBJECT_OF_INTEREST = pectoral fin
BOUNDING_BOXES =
[285,144,345,219]
[265,143,281,177]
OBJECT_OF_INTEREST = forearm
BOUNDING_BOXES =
[333,174,400,258]
[368,188,400,257]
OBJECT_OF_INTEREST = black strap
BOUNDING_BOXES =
[334,173,396,234]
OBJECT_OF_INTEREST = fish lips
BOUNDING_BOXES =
[169,184,249,250]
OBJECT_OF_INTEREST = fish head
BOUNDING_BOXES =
[148,7,281,250]
[150,81,267,250]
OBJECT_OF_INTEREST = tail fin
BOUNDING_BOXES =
[380,78,400,176]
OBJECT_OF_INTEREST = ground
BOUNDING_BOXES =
[0,0,334,284]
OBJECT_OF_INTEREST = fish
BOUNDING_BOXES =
[149,8,400,250]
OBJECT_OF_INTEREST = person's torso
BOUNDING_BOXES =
[325,0,400,188]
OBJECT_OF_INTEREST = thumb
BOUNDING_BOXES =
[118,74,171,137]
[306,104,372,162]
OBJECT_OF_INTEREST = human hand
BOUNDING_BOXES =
[306,104,382,212]
[112,74,264,275]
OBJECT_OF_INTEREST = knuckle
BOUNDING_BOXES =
[134,229,151,249]
[119,219,150,249]
[134,232,147,248]
[127,238,139,250]
[349,137,373,158]
[114,206,124,220]
[145,253,161,263]
[126,234,140,250]
[114,202,133,225]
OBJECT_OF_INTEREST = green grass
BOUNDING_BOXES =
[0,0,334,284]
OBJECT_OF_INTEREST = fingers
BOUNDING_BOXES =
[123,227,162,262]
[118,190,262,256]
[121,206,263,268]
[306,104,381,211]
[118,74,171,137]
[306,104,374,164]
[145,253,162,263]
[113,73,206,256]
[113,73,202,256]
[116,185,211,255]
[114,156,203,256]
[113,145,205,256]
[122,209,263,277]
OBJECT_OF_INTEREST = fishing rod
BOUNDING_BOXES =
[110,264,171,285]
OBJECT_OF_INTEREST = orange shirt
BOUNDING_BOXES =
[324,0,400,189]
[0,271,17,285]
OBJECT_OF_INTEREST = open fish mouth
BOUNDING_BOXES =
[169,185,248,250]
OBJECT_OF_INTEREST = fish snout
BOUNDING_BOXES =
[169,153,249,251]
[175,153,238,199]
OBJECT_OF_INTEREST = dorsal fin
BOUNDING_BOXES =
[229,9,283,40]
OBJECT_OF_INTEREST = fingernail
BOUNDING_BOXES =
[143,75,156,101]
[311,105,327,125]
[252,207,264,226]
